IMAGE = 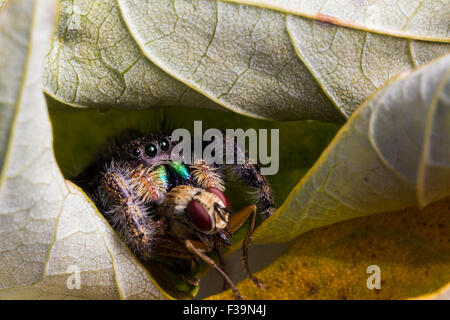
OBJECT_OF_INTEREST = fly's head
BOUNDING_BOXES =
[157,185,231,239]
[186,186,231,235]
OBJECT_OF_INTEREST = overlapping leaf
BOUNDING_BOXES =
[0,0,165,300]
[44,0,220,111]
[117,0,449,119]
[221,0,450,41]
[253,54,450,244]
[46,0,449,121]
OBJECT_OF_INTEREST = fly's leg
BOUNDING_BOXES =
[100,167,157,261]
[223,136,275,218]
[228,205,264,289]
[215,243,230,291]
[185,239,244,300]
[189,156,267,290]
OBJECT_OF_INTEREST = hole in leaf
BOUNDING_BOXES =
[47,94,342,299]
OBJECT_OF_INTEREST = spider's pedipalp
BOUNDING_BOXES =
[190,159,225,191]
[130,164,168,204]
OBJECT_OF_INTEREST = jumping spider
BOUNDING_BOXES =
[74,130,275,299]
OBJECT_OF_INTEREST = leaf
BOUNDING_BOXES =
[117,0,449,119]
[221,0,450,41]
[116,0,340,121]
[45,96,340,297]
[43,0,221,110]
[207,197,450,300]
[286,17,450,117]
[253,54,450,244]
[411,41,450,67]
[45,0,448,121]
[3,0,449,300]
[0,0,165,300]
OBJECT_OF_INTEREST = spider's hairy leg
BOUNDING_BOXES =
[224,136,275,217]
[100,163,158,260]
[130,164,168,204]
[190,159,225,191]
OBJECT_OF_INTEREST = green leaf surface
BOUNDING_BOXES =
[0,0,165,300]
[253,54,450,244]
[209,197,450,300]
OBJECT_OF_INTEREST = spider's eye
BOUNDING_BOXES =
[145,144,158,158]
[132,148,141,157]
[187,200,212,232]
[160,139,170,151]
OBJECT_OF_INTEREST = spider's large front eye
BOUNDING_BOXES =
[187,200,212,232]
[145,144,157,158]
[160,139,170,151]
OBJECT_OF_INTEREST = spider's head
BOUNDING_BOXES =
[113,133,174,168]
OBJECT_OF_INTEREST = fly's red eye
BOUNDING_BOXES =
[206,187,230,210]
[187,200,212,232]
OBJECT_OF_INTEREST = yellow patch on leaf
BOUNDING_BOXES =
[208,198,450,300]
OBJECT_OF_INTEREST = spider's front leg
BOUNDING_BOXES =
[129,164,169,205]
[190,159,225,191]
[223,136,276,218]
[99,162,159,261]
